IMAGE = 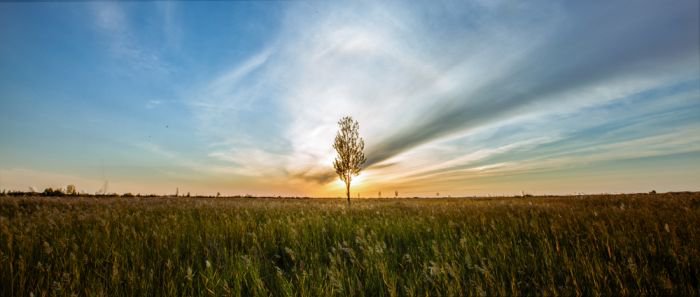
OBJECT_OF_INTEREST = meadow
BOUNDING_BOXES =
[0,193,698,296]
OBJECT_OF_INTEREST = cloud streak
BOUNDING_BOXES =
[183,0,699,194]
[1,0,698,196]
[91,2,172,75]
[364,0,699,166]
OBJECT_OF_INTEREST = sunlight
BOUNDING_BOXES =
[353,173,365,186]
[333,178,344,189]
[333,173,365,189]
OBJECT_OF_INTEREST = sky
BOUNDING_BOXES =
[0,0,699,197]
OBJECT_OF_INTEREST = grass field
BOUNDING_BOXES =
[1,193,698,296]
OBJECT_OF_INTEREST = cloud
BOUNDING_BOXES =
[289,169,337,185]
[159,1,182,50]
[135,141,221,178]
[392,136,559,181]
[186,47,279,145]
[93,1,126,32]
[383,81,700,179]
[461,128,700,178]
[146,100,162,109]
[185,0,699,193]
[208,147,288,177]
[364,0,700,166]
[91,2,171,74]
[192,48,273,113]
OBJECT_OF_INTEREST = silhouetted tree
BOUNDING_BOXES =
[42,187,64,197]
[66,185,77,195]
[333,116,367,206]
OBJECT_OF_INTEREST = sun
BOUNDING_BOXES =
[333,173,365,189]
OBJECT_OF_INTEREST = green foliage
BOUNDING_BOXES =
[333,116,367,202]
[0,194,698,296]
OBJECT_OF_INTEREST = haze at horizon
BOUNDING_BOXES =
[1,0,699,197]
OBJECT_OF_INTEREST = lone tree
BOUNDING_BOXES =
[333,116,367,205]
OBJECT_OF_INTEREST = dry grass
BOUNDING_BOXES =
[1,193,698,296]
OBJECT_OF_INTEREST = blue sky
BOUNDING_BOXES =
[0,0,698,196]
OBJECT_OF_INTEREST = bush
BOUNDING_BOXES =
[42,188,64,197]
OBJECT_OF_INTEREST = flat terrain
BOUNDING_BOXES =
[1,193,699,296]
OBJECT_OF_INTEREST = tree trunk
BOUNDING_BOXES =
[346,179,351,206]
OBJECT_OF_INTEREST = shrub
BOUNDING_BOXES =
[42,187,64,196]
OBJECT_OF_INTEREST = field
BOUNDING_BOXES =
[1,193,699,296]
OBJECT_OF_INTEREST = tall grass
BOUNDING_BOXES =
[1,193,698,296]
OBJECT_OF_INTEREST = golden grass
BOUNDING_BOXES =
[1,193,698,296]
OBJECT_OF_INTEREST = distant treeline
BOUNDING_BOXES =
[0,189,314,199]
[0,189,696,199]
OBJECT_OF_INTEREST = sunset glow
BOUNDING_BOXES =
[0,1,698,197]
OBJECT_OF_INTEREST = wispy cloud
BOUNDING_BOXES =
[145,100,162,109]
[1,0,697,196]
[182,0,699,194]
[91,2,171,75]
[435,127,700,182]
[208,147,288,177]
[363,1,699,166]
[159,1,182,51]
[189,48,273,127]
